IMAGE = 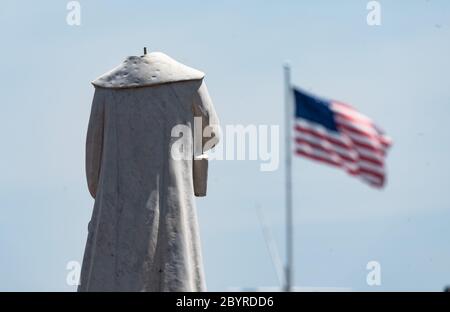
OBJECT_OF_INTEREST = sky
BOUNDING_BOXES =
[0,0,449,291]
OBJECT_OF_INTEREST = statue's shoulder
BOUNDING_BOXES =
[91,52,205,89]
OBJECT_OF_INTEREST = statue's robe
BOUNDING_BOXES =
[78,52,219,291]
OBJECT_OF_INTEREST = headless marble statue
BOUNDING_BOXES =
[78,52,219,291]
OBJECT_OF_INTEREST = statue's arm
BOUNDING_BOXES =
[85,89,105,199]
[191,79,220,197]
[192,79,220,152]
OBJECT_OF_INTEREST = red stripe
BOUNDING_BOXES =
[332,101,356,110]
[346,167,384,187]
[295,122,387,158]
[354,167,385,182]
[295,122,386,163]
[334,110,392,149]
[379,136,392,148]
[337,123,384,144]
[361,176,383,188]
[351,139,386,157]
[294,124,351,150]
[358,154,384,167]
[294,120,386,164]
[296,149,385,187]
[334,110,373,127]
[295,138,357,164]
[295,103,390,188]
[295,149,342,168]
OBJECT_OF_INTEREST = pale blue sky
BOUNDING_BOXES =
[0,0,449,291]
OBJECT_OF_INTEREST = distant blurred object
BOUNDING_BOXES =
[444,286,450,292]
[281,65,393,292]
[291,86,393,188]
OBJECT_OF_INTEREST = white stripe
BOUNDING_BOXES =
[294,132,359,160]
[296,102,390,187]
[358,161,385,176]
[341,131,388,153]
[296,117,387,162]
[296,143,339,163]
[296,116,389,156]
[296,143,359,171]
[334,115,380,136]
[335,117,392,151]
[355,147,385,163]
[332,103,393,149]
[296,134,385,174]
[331,102,373,123]
[379,135,393,146]
[296,143,385,185]
[359,173,382,186]
[295,119,352,146]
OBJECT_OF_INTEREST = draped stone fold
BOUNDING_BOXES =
[78,52,219,292]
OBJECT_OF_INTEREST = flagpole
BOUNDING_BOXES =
[283,63,293,292]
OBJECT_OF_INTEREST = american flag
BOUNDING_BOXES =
[293,88,392,188]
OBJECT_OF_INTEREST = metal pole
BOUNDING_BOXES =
[283,63,293,292]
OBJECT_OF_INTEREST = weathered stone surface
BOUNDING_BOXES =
[78,52,219,292]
